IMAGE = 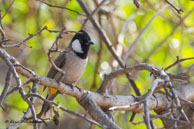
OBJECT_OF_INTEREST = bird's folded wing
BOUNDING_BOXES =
[43,50,68,93]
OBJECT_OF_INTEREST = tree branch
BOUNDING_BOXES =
[77,0,140,95]
[144,78,164,129]
[0,68,12,110]
[78,93,120,129]
[123,3,171,62]
[37,0,86,17]
[27,93,103,128]
[1,48,193,113]
[144,9,194,62]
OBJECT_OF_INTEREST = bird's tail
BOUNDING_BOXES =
[38,88,59,129]
[38,88,58,119]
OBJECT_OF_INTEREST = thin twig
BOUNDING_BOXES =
[1,26,77,48]
[91,9,103,90]
[0,68,13,110]
[0,10,6,46]
[6,87,18,96]
[1,0,15,19]
[144,9,194,62]
[26,93,103,128]
[132,113,190,126]
[118,12,136,44]
[164,56,194,71]
[91,39,103,89]
[47,29,66,78]
[133,0,141,8]
[7,108,31,129]
[0,10,5,31]
[0,48,38,129]
[37,0,86,17]
[82,0,108,28]
[31,80,39,129]
[2,26,48,48]
[165,0,183,14]
[159,70,190,123]
[123,3,171,62]
[0,51,31,129]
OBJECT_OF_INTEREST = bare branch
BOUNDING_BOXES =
[7,108,31,129]
[0,10,5,32]
[6,86,18,96]
[37,0,86,17]
[91,40,103,89]
[1,26,48,48]
[0,10,6,46]
[165,56,194,71]
[123,3,171,62]
[133,0,141,8]
[31,80,39,129]
[159,70,190,123]
[0,68,13,110]
[1,0,15,19]
[132,113,191,126]
[0,0,193,128]
[82,0,107,28]
[47,30,66,79]
[1,47,194,128]
[144,9,194,62]
[78,93,121,129]
[98,63,188,93]
[77,0,140,95]
[6,52,194,112]
[165,0,183,14]
[144,79,164,129]
[0,48,38,129]
[27,93,103,128]
[1,26,77,48]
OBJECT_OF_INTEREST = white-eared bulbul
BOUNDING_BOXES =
[38,30,93,118]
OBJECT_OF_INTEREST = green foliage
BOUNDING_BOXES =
[66,0,83,18]
[5,91,28,110]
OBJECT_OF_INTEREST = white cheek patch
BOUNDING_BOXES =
[72,39,84,53]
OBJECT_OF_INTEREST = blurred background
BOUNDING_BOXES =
[0,0,194,128]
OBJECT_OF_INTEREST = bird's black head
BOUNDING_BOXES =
[70,30,93,59]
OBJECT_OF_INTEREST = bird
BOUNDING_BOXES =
[38,30,93,120]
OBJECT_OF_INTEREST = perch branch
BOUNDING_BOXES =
[0,48,193,112]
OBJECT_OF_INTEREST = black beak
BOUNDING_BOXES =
[89,41,94,45]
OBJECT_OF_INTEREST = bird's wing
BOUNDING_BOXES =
[43,49,69,92]
[39,49,70,119]
[47,50,68,78]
